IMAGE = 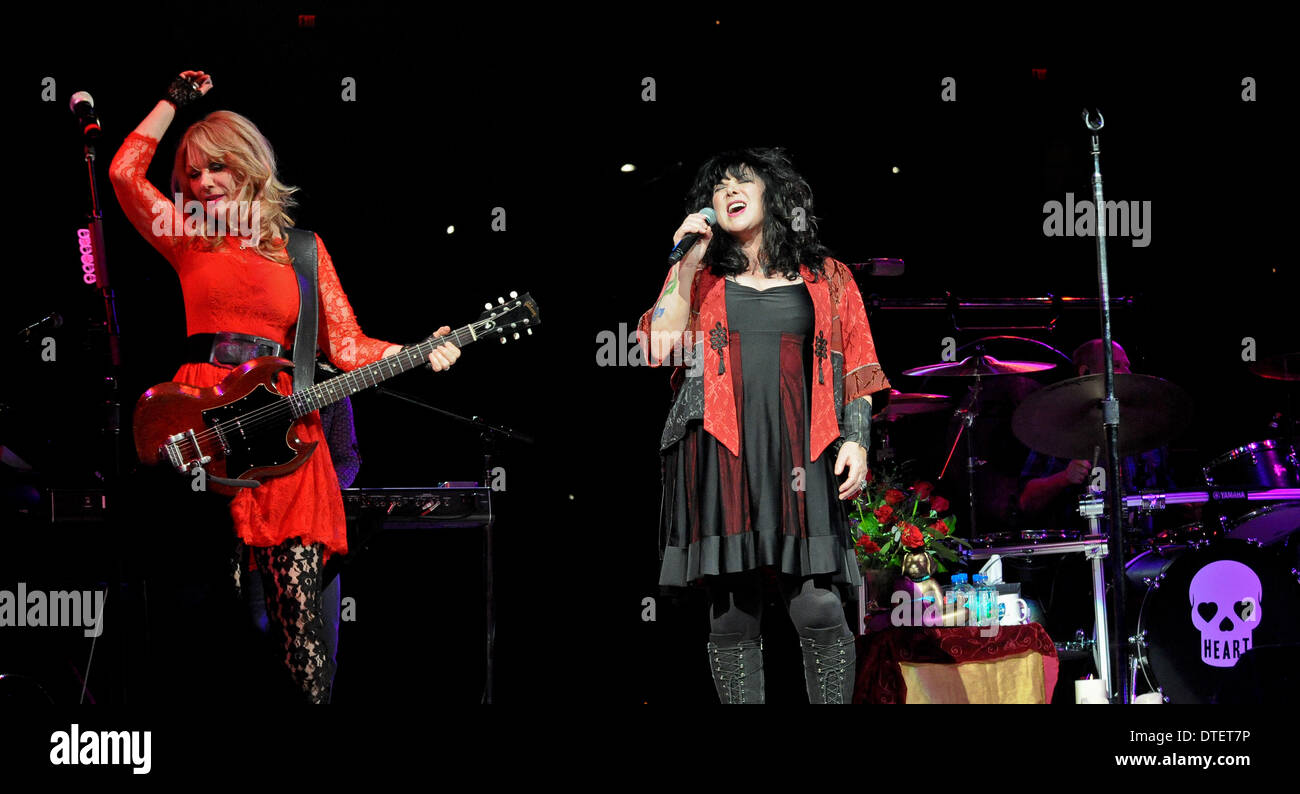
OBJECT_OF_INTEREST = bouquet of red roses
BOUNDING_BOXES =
[850,462,969,572]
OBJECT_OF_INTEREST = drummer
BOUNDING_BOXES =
[1017,340,1177,535]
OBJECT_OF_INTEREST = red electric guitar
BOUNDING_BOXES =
[133,292,539,495]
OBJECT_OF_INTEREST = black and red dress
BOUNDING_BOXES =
[657,279,862,590]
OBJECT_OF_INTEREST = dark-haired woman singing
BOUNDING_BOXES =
[639,148,890,703]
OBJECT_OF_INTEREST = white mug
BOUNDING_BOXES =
[996,593,1030,626]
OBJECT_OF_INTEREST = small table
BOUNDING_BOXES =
[854,624,1060,704]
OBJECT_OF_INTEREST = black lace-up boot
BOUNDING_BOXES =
[798,626,856,704]
[706,632,765,704]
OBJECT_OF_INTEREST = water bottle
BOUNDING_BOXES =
[981,575,999,626]
[945,574,971,625]
[972,574,995,626]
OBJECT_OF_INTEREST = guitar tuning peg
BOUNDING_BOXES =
[484,302,493,310]
[526,328,533,335]
[509,291,518,299]
[499,337,507,344]
[513,332,520,340]
[498,296,505,304]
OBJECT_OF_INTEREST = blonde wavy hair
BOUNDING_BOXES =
[171,110,299,262]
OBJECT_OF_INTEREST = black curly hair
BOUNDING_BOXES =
[685,147,833,282]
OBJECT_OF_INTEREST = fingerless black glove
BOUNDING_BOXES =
[163,75,203,110]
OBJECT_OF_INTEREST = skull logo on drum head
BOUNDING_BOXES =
[1188,561,1262,668]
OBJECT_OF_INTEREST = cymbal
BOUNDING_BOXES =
[1249,352,1300,382]
[902,354,1056,378]
[1011,373,1193,460]
[873,390,954,421]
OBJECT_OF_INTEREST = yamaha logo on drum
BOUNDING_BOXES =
[1189,561,1262,668]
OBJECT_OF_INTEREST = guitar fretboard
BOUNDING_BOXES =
[288,323,481,418]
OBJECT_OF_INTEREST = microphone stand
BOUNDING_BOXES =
[1083,109,1129,704]
[78,129,129,704]
[80,135,124,476]
[374,386,533,705]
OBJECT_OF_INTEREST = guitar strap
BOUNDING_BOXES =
[283,227,319,394]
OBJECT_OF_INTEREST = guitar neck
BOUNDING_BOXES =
[290,324,479,418]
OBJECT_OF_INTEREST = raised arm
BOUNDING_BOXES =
[637,212,712,366]
[107,71,214,267]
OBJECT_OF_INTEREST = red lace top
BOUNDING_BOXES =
[110,131,394,557]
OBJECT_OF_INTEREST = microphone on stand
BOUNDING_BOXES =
[667,208,717,265]
[17,312,63,338]
[69,92,101,140]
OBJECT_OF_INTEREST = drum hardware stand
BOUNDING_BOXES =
[1082,108,1131,704]
[1078,494,1113,693]
[864,295,1135,319]
[1124,564,1161,702]
[1127,487,1300,544]
[875,424,895,464]
[1124,646,1168,702]
[939,369,986,539]
[1124,487,1300,509]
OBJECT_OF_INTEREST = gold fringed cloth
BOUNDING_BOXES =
[853,624,1060,704]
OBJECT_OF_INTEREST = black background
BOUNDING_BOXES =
[1,4,1295,757]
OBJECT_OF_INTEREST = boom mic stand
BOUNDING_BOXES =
[1083,109,1130,704]
[375,386,533,705]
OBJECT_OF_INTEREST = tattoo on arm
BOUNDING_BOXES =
[663,271,679,297]
[653,307,666,319]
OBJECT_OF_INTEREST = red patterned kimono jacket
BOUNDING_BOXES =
[638,258,891,459]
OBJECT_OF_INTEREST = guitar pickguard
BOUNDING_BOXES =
[201,384,298,478]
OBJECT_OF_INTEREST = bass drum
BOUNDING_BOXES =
[1126,539,1300,703]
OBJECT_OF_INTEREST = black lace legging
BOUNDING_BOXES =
[237,539,334,704]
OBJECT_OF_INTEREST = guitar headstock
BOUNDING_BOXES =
[476,291,541,345]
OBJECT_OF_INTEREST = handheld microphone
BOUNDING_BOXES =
[667,207,717,266]
[69,92,101,140]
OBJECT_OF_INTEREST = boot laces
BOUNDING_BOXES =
[708,639,760,704]
[803,635,852,704]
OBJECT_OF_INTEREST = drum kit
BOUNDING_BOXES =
[880,341,1300,703]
